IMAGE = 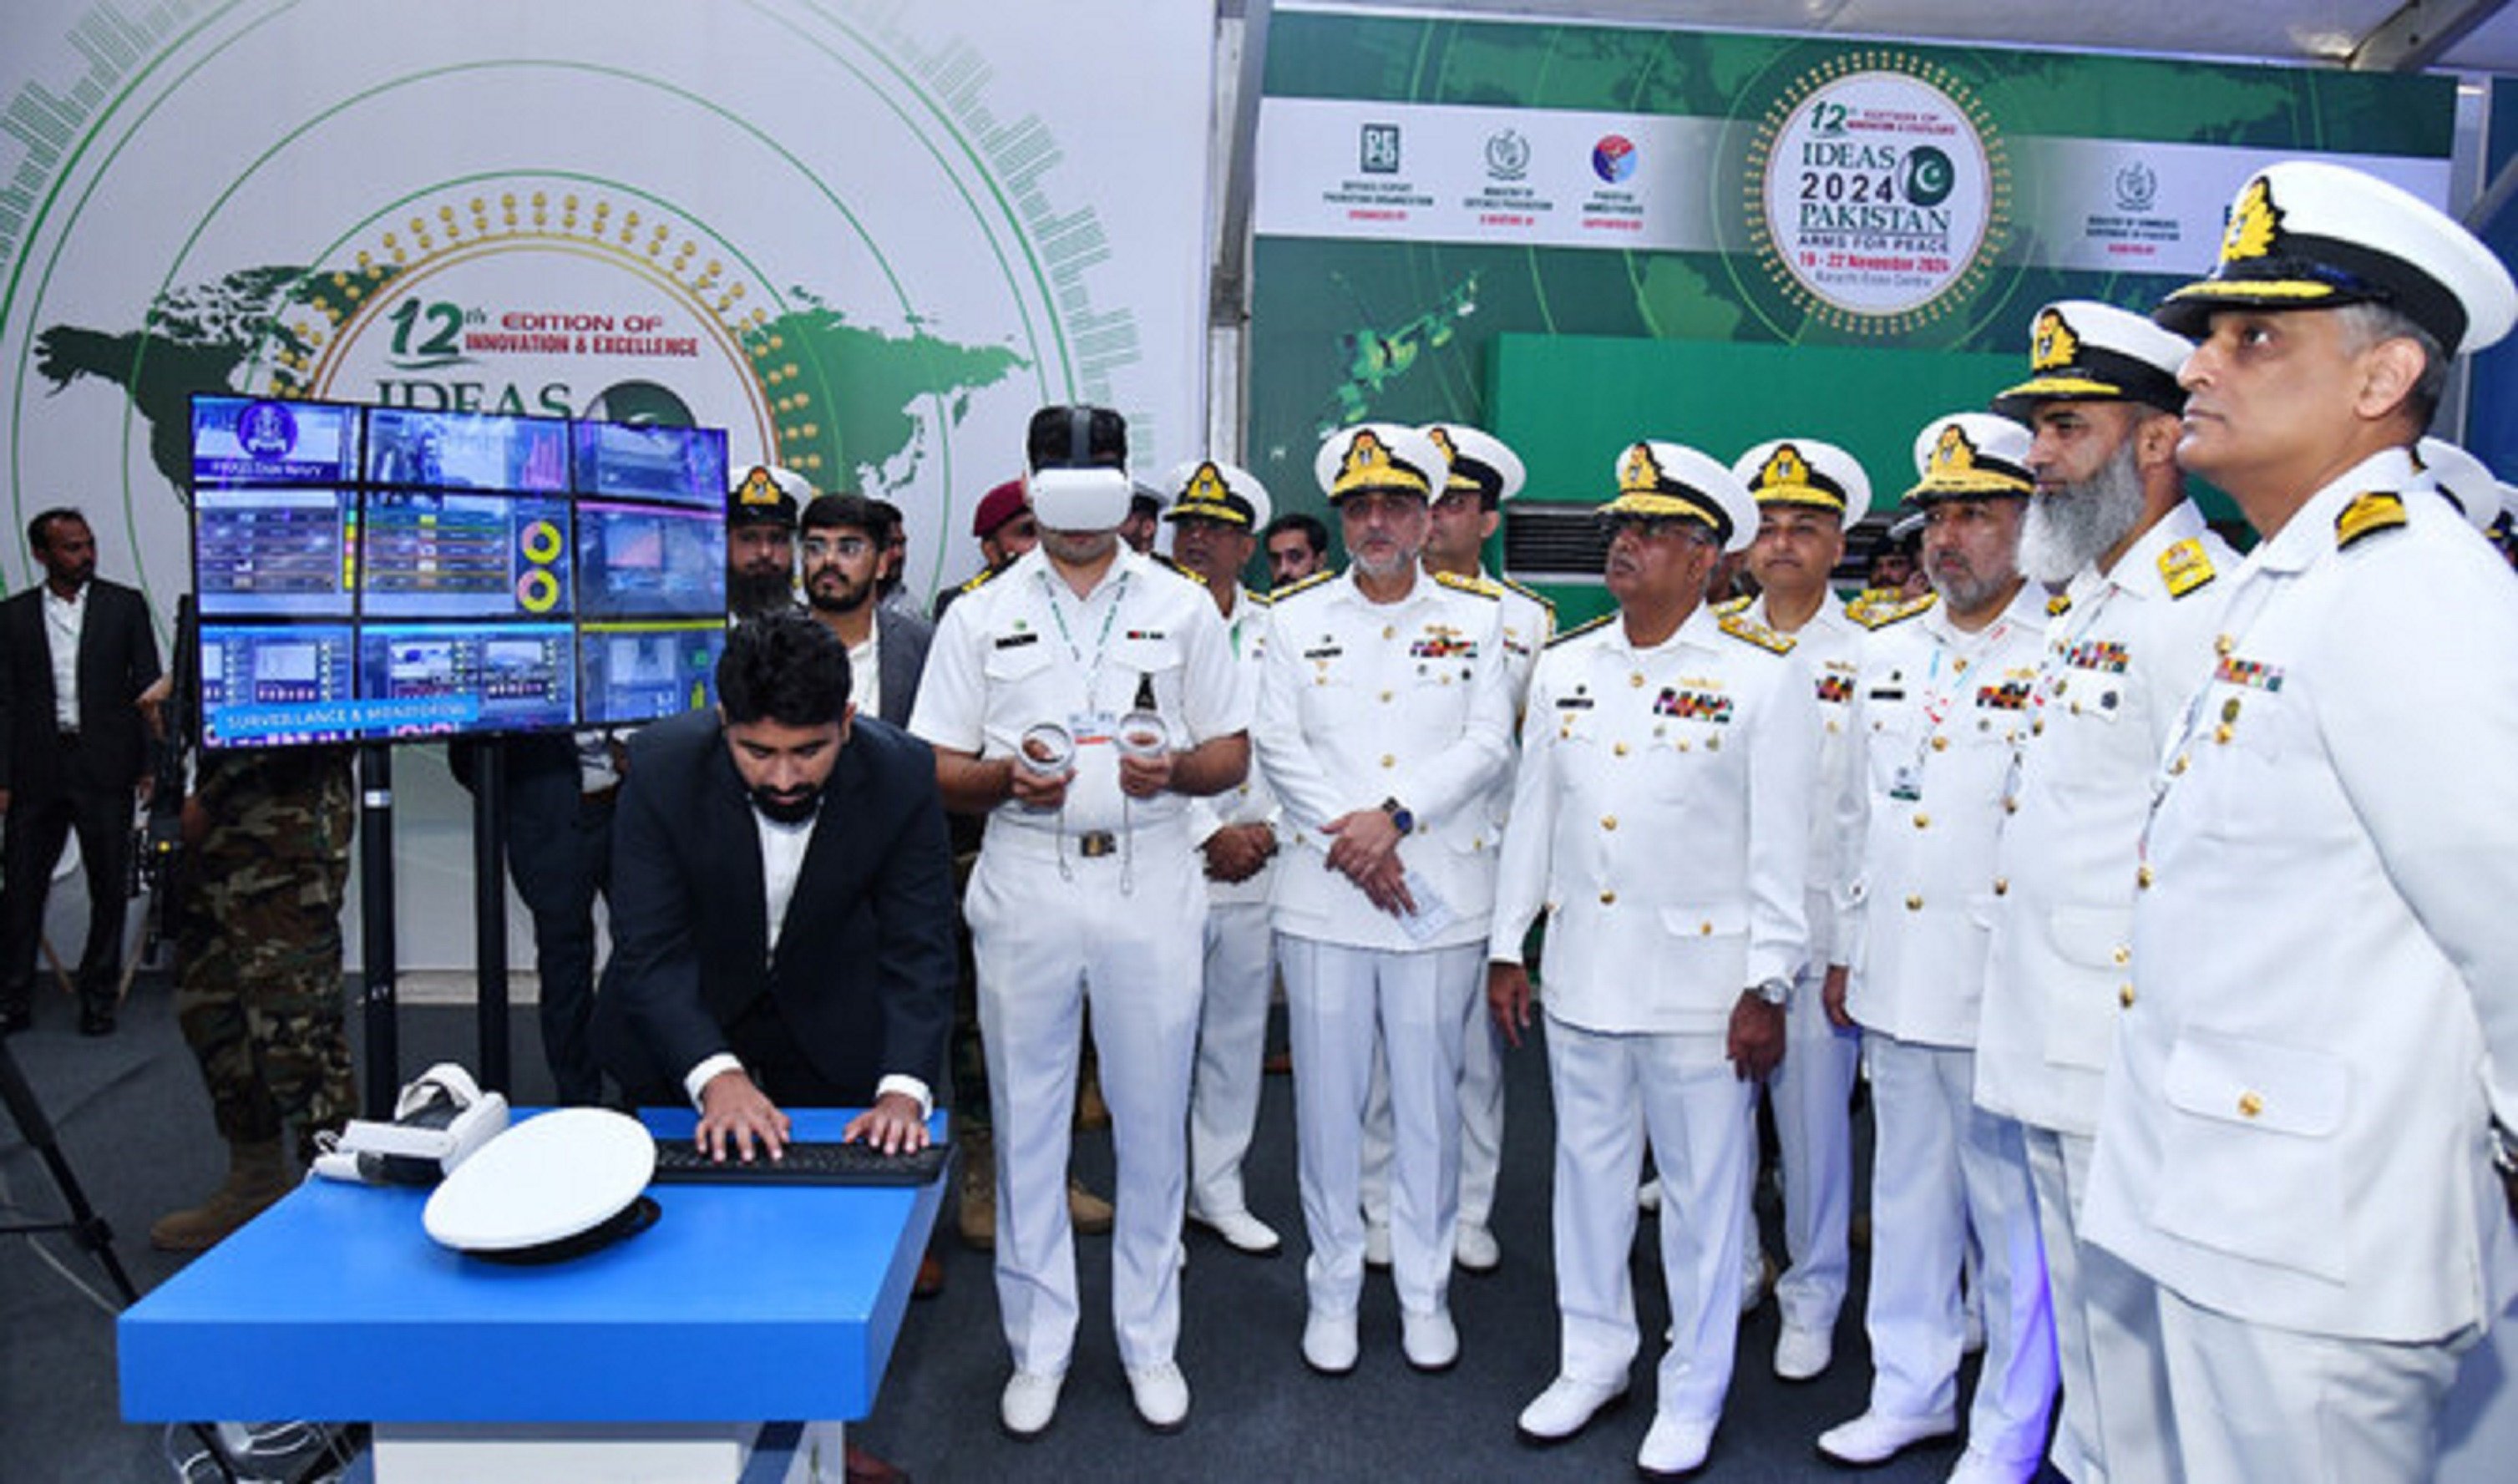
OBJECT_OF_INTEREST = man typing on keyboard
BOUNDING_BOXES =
[593,609,957,1165]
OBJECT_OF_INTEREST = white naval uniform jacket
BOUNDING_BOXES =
[1840,583,2050,1048]
[2085,449,2518,1344]
[1182,585,1281,906]
[1489,605,1816,1035]
[1975,503,2237,1138]
[1254,567,1514,952]
[909,544,1250,843]
[1726,592,1864,970]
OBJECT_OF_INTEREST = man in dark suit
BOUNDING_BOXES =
[0,508,161,1036]
[799,492,933,726]
[592,609,955,1161]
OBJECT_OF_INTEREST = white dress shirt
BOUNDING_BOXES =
[43,581,86,731]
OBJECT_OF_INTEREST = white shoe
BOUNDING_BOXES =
[1187,1205,1281,1256]
[1363,1222,1392,1268]
[1945,1446,2038,1484]
[1301,1309,1358,1375]
[1773,1321,1833,1381]
[1816,1407,1958,1466]
[1738,1251,1776,1314]
[999,1369,1066,1437]
[1514,1374,1627,1445]
[1637,1413,1715,1478]
[1126,1361,1190,1434]
[1400,1305,1458,1372]
[1637,1177,1663,1214]
[1454,1221,1501,1273]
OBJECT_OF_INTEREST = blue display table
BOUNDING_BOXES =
[121,1108,947,1482]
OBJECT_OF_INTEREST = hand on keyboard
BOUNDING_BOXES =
[649,1137,953,1187]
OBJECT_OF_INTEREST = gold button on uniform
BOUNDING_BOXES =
[1905,894,1923,911]
[1630,672,1646,688]
[1614,742,1629,757]
[2237,1091,2263,1118]
[1698,920,1714,935]
[1912,812,1930,828]
[2214,724,2234,744]
[2119,984,2136,1008]
[1599,890,1617,905]
[1380,754,1396,768]
[2111,945,2130,965]
[1380,690,1392,703]
[1993,878,2009,895]
[2137,865,2155,889]
[1930,735,1948,752]
[1382,625,1396,640]
[1600,815,1618,831]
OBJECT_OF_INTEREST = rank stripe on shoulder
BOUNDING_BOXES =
[1149,552,1208,585]
[2046,593,2073,617]
[2157,536,2217,598]
[1433,570,1504,600]
[1239,585,1272,606]
[1856,591,1938,631]
[2336,491,2407,551]
[1711,594,1752,617]
[1271,569,1338,602]
[959,564,1006,593]
[1546,612,1614,647]
[1497,574,1558,613]
[1718,610,1796,655]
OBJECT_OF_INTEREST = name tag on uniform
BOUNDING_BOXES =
[1069,709,1117,747]
[995,631,1040,651]
[1888,765,1924,802]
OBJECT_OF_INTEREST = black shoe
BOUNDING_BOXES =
[77,1004,116,1036]
[0,1003,29,1036]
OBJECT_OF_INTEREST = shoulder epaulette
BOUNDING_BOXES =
[1718,610,1796,655]
[1149,552,1207,586]
[2156,537,2217,597]
[1497,575,1557,614]
[1433,570,1503,600]
[1546,612,1615,648]
[1239,585,1272,607]
[2045,592,2073,617]
[2335,492,2406,552]
[1271,569,1337,602]
[959,563,1009,594]
[1711,594,1752,618]
[1856,591,1938,631]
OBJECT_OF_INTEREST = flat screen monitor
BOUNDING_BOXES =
[188,396,730,748]
[190,397,361,486]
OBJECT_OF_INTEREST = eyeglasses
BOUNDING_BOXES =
[1599,514,1710,544]
[801,535,874,560]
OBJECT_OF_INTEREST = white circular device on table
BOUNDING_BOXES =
[423,1107,658,1262]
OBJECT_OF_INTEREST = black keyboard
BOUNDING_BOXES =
[649,1137,951,1187]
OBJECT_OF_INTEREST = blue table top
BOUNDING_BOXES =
[121,1107,947,1424]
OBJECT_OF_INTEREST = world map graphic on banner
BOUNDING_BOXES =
[0,0,1213,610]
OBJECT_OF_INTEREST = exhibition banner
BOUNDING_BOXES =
[1,0,1216,611]
[1250,5,2457,517]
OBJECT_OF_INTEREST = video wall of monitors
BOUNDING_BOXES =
[189,395,729,748]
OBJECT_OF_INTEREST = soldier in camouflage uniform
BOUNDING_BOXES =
[149,745,357,1253]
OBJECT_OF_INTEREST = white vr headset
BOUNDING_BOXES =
[1026,465,1132,533]
[311,1062,510,1187]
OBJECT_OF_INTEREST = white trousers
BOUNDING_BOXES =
[2024,1123,2176,1484]
[1744,963,1858,1332]
[1547,1017,1755,1424]
[1187,898,1274,1218]
[1360,995,1505,1235]
[2156,1281,2470,1484]
[1862,1035,2058,1466]
[1279,934,1478,1316]
[967,830,1205,1375]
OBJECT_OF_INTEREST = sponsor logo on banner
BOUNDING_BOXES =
[1361,123,1404,174]
[2084,155,2183,261]
[1591,134,1639,184]
[1749,54,2011,331]
[1485,129,1530,181]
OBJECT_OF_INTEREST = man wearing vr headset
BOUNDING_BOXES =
[910,405,1250,1440]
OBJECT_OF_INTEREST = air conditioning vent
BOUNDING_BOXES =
[1502,504,1607,587]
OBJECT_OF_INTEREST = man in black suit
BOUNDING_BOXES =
[592,609,955,1161]
[0,508,161,1036]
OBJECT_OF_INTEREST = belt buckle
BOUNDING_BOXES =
[1077,830,1118,858]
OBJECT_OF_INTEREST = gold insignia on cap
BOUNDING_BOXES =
[1758,444,1810,491]
[1619,443,1666,495]
[2030,309,2081,372]
[2221,176,2282,266]
[1186,462,1231,506]
[1932,424,1979,478]
[1426,427,1480,494]
[737,466,782,506]
[1332,428,1427,497]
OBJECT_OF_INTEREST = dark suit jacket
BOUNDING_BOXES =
[0,577,160,798]
[591,707,955,1107]
[873,607,934,728]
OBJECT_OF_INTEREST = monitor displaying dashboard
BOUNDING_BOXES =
[190,395,730,747]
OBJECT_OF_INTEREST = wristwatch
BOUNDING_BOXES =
[1749,976,1791,1006]
[1379,797,1416,835]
